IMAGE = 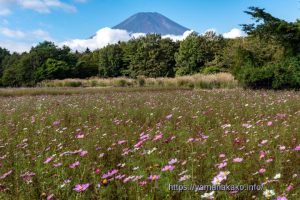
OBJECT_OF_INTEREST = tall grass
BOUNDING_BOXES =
[39,73,238,89]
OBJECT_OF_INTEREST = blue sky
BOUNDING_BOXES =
[0,0,299,52]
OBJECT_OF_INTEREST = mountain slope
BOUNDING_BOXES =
[112,12,189,35]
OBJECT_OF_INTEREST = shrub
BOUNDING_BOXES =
[115,79,127,87]
[202,66,222,74]
[137,76,146,87]
[233,56,300,89]
[64,81,82,87]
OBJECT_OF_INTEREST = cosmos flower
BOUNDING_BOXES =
[201,191,215,199]
[102,169,118,179]
[217,162,227,169]
[273,173,281,179]
[267,121,273,126]
[162,165,175,171]
[294,144,300,151]
[53,163,62,167]
[219,154,226,158]
[95,168,101,174]
[80,150,88,157]
[153,134,163,141]
[260,151,267,159]
[47,194,54,200]
[148,175,160,181]
[52,120,60,126]
[43,155,55,164]
[166,114,173,120]
[259,168,266,174]
[286,184,293,192]
[76,133,85,139]
[0,170,12,180]
[261,140,268,145]
[276,196,287,200]
[73,183,90,192]
[168,158,177,165]
[263,189,275,199]
[232,157,243,163]
[69,161,80,169]
[139,181,147,187]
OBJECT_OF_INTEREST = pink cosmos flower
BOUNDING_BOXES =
[47,194,54,200]
[233,157,243,163]
[102,169,118,179]
[260,151,267,159]
[267,121,273,126]
[162,165,175,171]
[153,134,163,141]
[134,140,145,148]
[276,196,287,200]
[286,184,293,192]
[279,145,286,151]
[69,161,80,169]
[259,168,266,174]
[76,133,85,139]
[139,181,147,186]
[261,140,268,145]
[294,144,300,151]
[80,150,88,157]
[166,114,173,120]
[148,175,160,181]
[118,140,127,145]
[265,158,273,163]
[43,155,55,164]
[0,170,12,180]
[179,175,191,182]
[168,158,177,165]
[219,154,226,158]
[53,163,62,167]
[217,162,227,169]
[73,183,89,192]
[52,120,60,126]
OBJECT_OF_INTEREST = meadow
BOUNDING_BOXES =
[0,88,299,199]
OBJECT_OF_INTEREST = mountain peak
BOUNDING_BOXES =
[112,12,189,35]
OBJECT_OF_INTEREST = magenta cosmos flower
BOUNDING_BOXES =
[73,183,90,192]
[294,144,300,151]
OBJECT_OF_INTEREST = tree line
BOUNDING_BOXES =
[0,7,299,89]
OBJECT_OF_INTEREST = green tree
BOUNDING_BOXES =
[126,34,177,78]
[97,44,124,77]
[37,58,70,80]
[242,7,300,56]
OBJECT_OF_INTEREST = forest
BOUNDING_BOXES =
[0,7,299,89]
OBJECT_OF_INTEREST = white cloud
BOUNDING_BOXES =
[0,27,26,38]
[62,27,193,52]
[32,29,52,40]
[223,28,246,39]
[0,40,33,53]
[0,8,11,16]
[0,0,76,14]
[162,30,194,41]
[0,27,52,40]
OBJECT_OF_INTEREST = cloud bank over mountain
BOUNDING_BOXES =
[62,27,194,52]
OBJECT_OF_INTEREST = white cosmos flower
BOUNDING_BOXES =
[201,191,215,199]
[263,189,275,198]
[274,173,281,179]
